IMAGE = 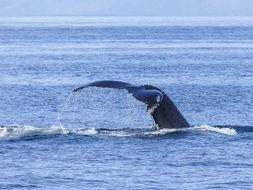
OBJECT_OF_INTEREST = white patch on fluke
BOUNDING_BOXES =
[156,95,161,103]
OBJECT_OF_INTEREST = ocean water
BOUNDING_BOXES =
[0,17,252,189]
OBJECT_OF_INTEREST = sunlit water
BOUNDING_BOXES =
[0,17,252,189]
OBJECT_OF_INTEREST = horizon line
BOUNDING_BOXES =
[1,16,253,18]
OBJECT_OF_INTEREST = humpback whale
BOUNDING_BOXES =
[73,80,190,129]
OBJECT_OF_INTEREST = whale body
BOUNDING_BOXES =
[73,80,190,129]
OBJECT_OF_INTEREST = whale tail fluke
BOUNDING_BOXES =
[73,80,189,129]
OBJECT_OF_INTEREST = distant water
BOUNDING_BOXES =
[0,17,252,189]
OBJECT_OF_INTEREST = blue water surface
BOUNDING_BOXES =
[0,17,252,189]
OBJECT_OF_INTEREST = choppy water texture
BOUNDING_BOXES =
[0,17,252,189]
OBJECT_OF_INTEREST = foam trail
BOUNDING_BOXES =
[192,125,237,135]
[0,124,237,141]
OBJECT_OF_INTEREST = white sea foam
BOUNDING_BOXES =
[0,124,237,140]
[102,130,133,137]
[0,125,68,140]
[72,128,98,136]
[191,125,237,135]
[143,128,179,136]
